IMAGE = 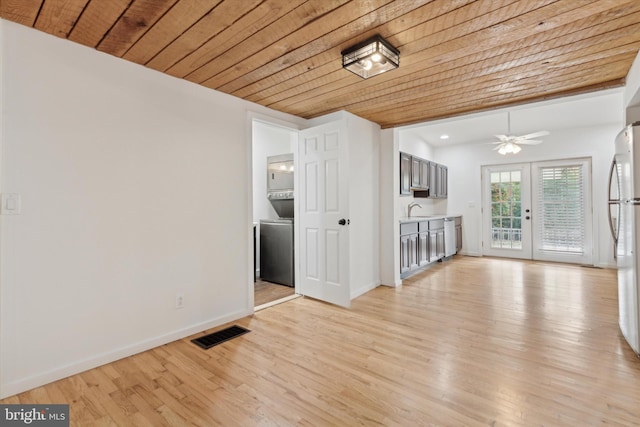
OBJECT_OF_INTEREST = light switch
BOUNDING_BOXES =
[1,193,21,215]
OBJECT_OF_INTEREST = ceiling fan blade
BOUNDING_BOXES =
[517,140,543,145]
[519,130,550,140]
[494,134,509,142]
[492,145,503,150]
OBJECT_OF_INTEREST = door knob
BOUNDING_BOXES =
[338,218,346,225]
[525,216,530,220]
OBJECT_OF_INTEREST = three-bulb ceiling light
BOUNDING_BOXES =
[498,141,522,155]
[341,35,400,79]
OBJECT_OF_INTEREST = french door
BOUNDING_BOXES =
[482,163,532,259]
[482,159,593,265]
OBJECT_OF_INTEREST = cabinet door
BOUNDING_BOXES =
[409,234,419,270]
[400,235,411,274]
[421,160,430,191]
[442,165,448,197]
[400,153,411,195]
[418,232,429,266]
[436,229,445,258]
[429,162,437,197]
[429,231,438,261]
[437,164,448,198]
[411,157,421,188]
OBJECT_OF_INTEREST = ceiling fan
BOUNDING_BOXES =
[489,112,549,155]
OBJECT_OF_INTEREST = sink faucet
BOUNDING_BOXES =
[408,201,422,217]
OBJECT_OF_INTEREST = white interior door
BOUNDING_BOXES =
[298,121,350,308]
[482,164,533,259]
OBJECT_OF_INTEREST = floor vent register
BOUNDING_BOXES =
[191,325,250,349]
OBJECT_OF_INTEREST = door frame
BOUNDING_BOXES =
[247,113,302,311]
[481,158,594,265]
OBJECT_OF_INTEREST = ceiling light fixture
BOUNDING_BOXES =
[341,35,400,79]
[440,134,449,140]
[497,141,522,155]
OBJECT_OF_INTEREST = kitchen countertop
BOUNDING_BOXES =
[399,214,462,223]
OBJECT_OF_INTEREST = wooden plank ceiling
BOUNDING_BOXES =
[2,0,640,128]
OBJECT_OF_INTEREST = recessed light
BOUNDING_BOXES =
[440,134,449,140]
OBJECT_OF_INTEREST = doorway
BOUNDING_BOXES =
[251,119,298,308]
[482,158,593,265]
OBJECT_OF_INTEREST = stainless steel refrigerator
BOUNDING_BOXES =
[609,123,640,355]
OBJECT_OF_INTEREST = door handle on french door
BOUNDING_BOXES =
[525,216,530,220]
[339,218,346,225]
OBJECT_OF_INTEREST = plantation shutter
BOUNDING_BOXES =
[536,164,585,253]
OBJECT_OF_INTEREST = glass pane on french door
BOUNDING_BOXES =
[491,170,522,249]
[482,164,532,259]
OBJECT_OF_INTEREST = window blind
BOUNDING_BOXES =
[537,165,584,253]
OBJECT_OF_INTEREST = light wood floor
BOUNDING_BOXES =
[4,256,640,426]
[254,279,295,307]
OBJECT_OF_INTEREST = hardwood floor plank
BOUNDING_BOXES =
[254,279,294,306]
[2,257,640,425]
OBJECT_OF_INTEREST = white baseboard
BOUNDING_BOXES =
[460,250,482,257]
[594,261,617,269]
[351,280,380,300]
[0,308,253,399]
[379,280,401,287]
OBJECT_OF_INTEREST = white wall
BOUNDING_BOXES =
[346,113,381,298]
[0,20,305,398]
[379,129,399,286]
[625,50,640,122]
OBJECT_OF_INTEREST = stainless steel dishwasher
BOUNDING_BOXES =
[444,217,456,257]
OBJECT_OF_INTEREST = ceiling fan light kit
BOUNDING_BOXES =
[342,35,400,79]
[491,112,549,155]
[497,142,522,155]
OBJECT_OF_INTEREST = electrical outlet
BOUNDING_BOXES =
[1,193,21,215]
[175,293,184,309]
